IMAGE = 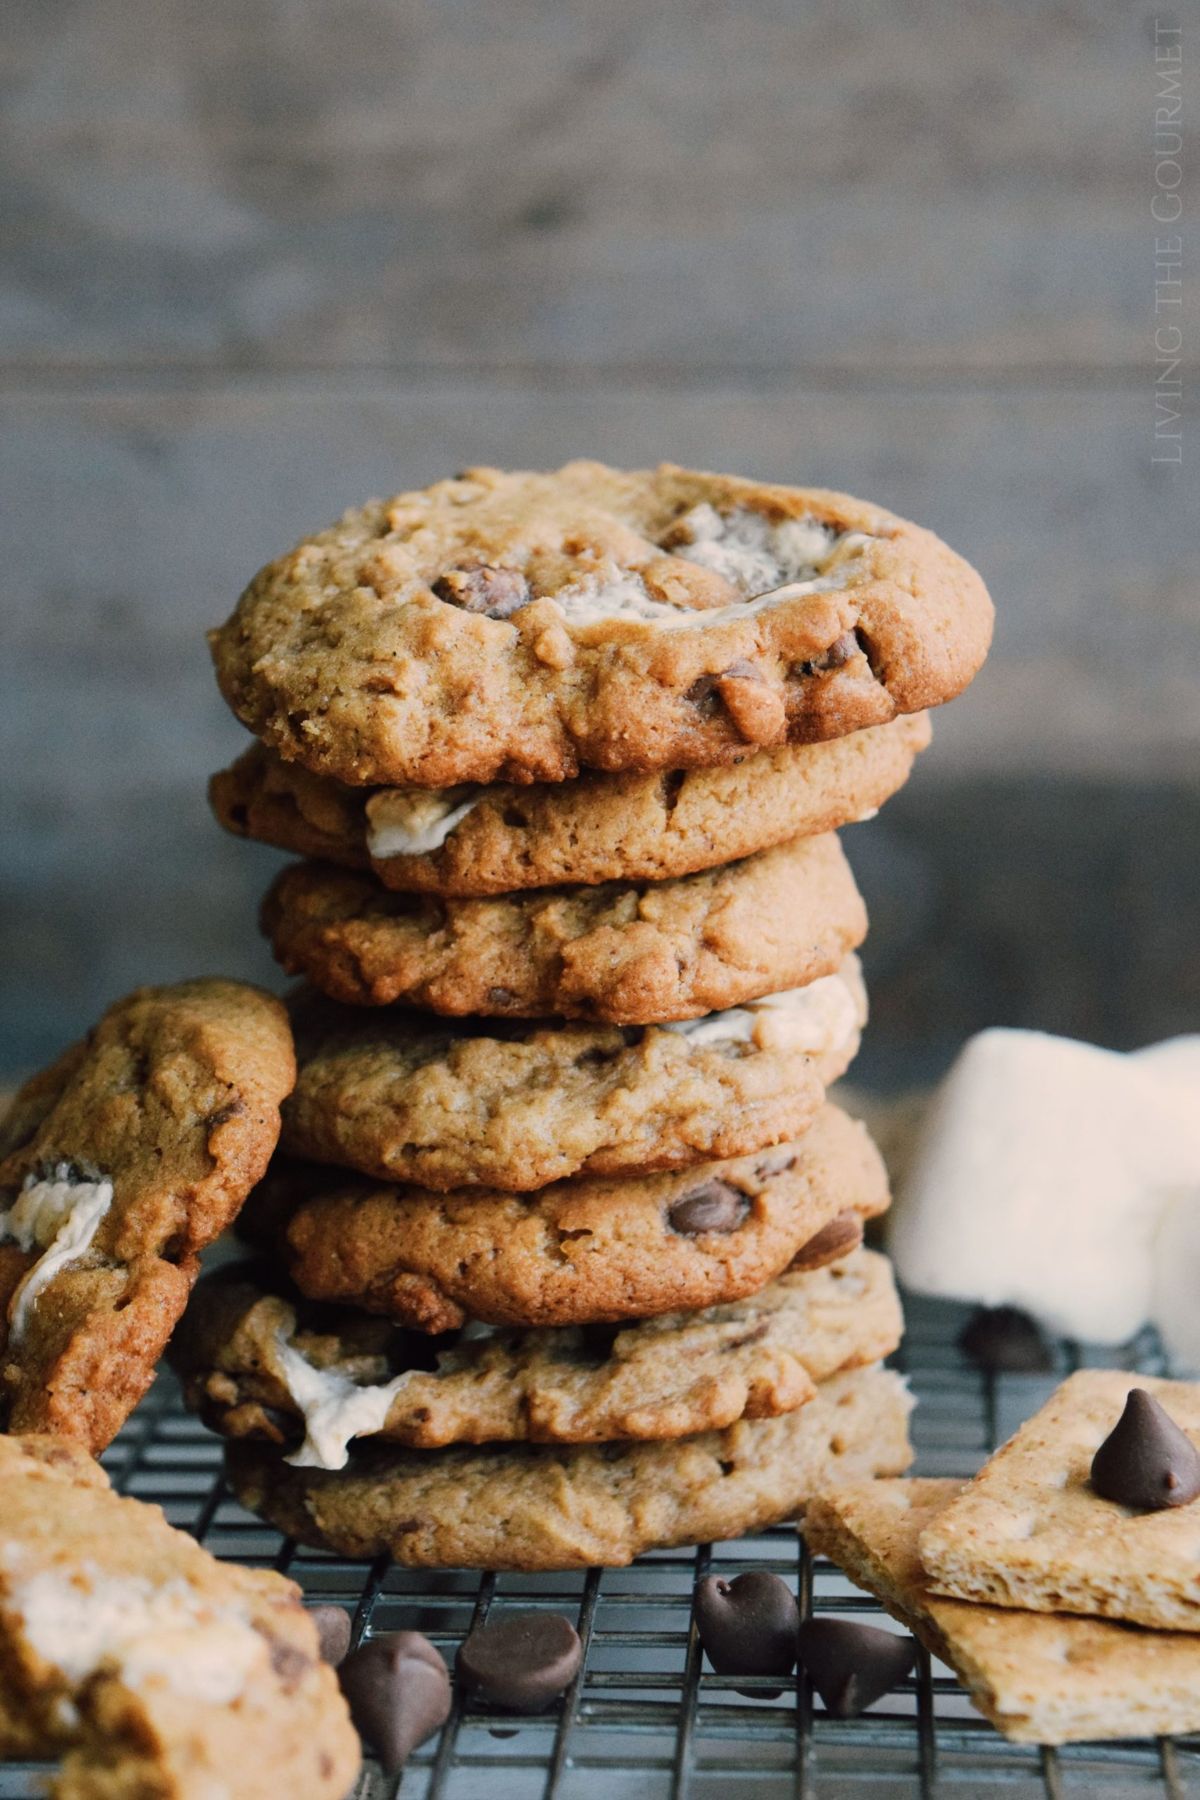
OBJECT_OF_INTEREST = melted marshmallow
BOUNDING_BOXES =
[365,785,483,859]
[11,1565,267,1705]
[0,1165,114,1341]
[550,507,871,632]
[665,963,864,1057]
[275,1335,408,1470]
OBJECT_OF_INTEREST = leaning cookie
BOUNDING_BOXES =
[211,714,930,896]
[262,832,866,1021]
[0,979,295,1452]
[227,1364,914,1569]
[241,1103,891,1333]
[209,460,990,787]
[282,958,866,1190]
[0,1434,359,1795]
[172,1246,903,1464]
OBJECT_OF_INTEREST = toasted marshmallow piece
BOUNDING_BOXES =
[888,1029,1200,1345]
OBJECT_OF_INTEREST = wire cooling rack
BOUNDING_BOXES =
[3,1292,1195,1800]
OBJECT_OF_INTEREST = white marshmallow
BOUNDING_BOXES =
[1142,1037,1200,1368]
[888,1028,1200,1344]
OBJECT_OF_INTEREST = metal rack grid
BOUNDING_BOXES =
[4,1292,1196,1800]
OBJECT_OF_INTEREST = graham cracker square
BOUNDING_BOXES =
[917,1370,1200,1631]
[805,1477,1200,1744]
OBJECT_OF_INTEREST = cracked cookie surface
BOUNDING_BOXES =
[281,958,865,1190]
[209,461,990,786]
[211,713,930,896]
[262,832,866,1022]
[239,1103,891,1332]
[0,1434,359,1797]
[226,1364,914,1569]
[0,979,295,1452]
[172,1247,902,1462]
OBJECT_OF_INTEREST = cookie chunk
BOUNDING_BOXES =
[281,958,866,1190]
[262,832,867,1021]
[918,1371,1200,1632]
[209,461,990,786]
[226,1365,913,1569]
[0,979,295,1452]
[241,1103,891,1332]
[172,1246,902,1465]
[211,713,931,896]
[805,1478,1200,1745]
[0,1434,359,1796]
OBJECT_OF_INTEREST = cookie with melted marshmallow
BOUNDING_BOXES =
[208,461,991,787]
[280,958,866,1191]
[0,979,295,1451]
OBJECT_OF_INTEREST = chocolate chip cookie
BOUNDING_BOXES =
[0,979,295,1452]
[239,1103,891,1332]
[262,832,866,1021]
[172,1246,902,1463]
[211,713,930,896]
[281,958,865,1190]
[209,461,991,786]
[225,1364,914,1569]
[0,1433,359,1796]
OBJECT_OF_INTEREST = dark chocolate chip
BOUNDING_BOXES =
[309,1604,353,1667]
[668,1179,751,1236]
[958,1305,1052,1373]
[815,631,857,670]
[788,1210,863,1272]
[684,673,723,718]
[339,1630,451,1774]
[1090,1388,1200,1511]
[694,1572,799,1679]
[457,1611,582,1713]
[796,1618,915,1718]
[432,564,530,619]
[206,1097,247,1131]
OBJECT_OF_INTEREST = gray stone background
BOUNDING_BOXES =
[1,0,1196,1083]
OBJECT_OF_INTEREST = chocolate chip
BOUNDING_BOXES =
[309,1604,352,1667]
[1090,1388,1200,1511]
[668,1180,750,1236]
[685,673,723,718]
[457,1611,582,1713]
[206,1097,247,1131]
[788,1211,863,1272]
[815,631,857,670]
[958,1305,1052,1373]
[432,564,530,620]
[694,1572,799,1680]
[796,1618,915,1717]
[339,1630,450,1774]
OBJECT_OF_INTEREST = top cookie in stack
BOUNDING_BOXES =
[191,460,991,1570]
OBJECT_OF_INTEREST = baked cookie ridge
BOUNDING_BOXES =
[209,461,991,786]
[210,712,931,895]
[279,955,866,1190]
[261,830,867,1022]
[225,1364,915,1569]
[171,1245,903,1464]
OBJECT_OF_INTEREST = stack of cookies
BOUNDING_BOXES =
[178,460,993,1571]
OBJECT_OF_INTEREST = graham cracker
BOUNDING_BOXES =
[918,1370,1200,1631]
[805,1478,1200,1745]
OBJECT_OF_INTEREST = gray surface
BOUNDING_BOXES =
[1,0,1196,1074]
